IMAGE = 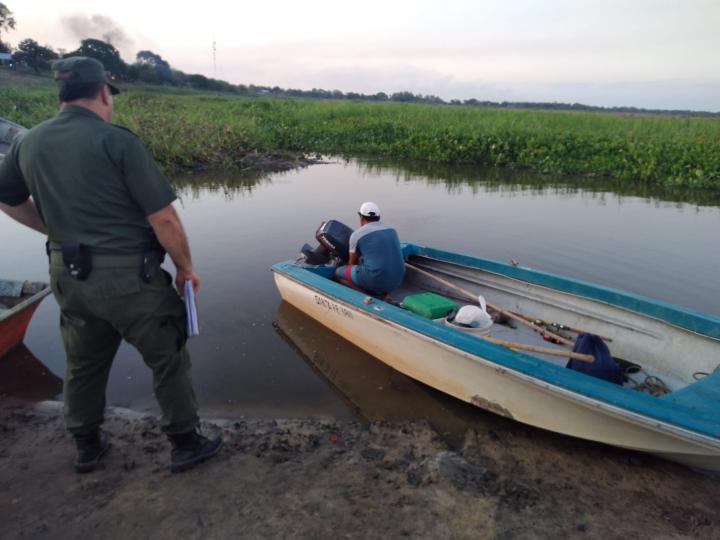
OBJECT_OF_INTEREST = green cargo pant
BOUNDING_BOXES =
[49,252,199,436]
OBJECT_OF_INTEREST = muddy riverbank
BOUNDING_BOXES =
[1,400,717,539]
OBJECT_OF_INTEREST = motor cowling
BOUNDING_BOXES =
[300,220,354,265]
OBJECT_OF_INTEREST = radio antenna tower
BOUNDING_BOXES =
[213,34,217,78]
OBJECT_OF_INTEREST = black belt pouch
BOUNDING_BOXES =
[141,247,166,283]
[61,243,93,280]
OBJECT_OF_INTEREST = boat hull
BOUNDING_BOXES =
[0,344,63,400]
[0,301,43,359]
[273,270,720,471]
[0,282,51,359]
[0,116,27,158]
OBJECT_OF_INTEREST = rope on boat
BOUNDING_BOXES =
[625,367,671,397]
[693,363,720,381]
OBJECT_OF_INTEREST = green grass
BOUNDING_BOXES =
[1,78,719,189]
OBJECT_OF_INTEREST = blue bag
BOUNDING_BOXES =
[566,333,623,385]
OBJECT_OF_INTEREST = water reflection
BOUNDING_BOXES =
[170,157,720,207]
[1,157,717,419]
[0,344,63,402]
[171,168,274,200]
[274,301,512,448]
[352,157,720,207]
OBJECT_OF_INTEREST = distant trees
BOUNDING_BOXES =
[1,32,455,106]
[185,73,210,88]
[136,50,167,67]
[1,19,717,118]
[0,2,15,51]
[170,69,186,86]
[184,72,236,92]
[390,91,416,102]
[134,49,172,82]
[13,38,58,72]
[127,63,158,84]
[64,38,126,79]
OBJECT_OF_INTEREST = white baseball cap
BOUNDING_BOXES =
[455,305,493,330]
[359,201,380,217]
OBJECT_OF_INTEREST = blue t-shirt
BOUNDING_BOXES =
[349,221,405,294]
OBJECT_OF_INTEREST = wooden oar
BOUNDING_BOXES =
[405,263,576,347]
[402,264,593,362]
[479,336,594,362]
[511,312,613,343]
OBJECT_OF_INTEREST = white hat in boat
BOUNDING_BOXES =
[359,201,380,217]
[455,305,493,329]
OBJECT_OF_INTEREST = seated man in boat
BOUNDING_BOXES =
[335,201,405,298]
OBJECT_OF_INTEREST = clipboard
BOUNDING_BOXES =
[184,280,200,337]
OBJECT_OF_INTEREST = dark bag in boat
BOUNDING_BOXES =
[566,333,623,385]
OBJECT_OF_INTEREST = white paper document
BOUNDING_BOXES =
[184,280,200,337]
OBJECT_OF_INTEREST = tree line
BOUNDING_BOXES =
[1,3,717,117]
[3,35,453,104]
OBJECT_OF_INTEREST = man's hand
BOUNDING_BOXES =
[175,268,200,297]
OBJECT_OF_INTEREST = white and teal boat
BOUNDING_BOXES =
[272,244,720,471]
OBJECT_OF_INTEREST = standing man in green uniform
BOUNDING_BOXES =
[0,57,222,474]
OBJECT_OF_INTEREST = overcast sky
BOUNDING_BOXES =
[6,0,720,111]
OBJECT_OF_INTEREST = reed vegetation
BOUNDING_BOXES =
[2,83,718,189]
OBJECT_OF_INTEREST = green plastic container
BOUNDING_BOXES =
[401,292,458,319]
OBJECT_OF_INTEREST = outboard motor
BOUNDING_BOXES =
[300,220,354,265]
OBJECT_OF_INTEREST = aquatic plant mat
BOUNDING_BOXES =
[2,82,719,189]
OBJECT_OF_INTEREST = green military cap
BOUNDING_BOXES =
[52,56,121,95]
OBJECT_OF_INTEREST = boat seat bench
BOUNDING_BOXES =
[660,369,720,422]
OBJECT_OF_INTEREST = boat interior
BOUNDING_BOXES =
[0,280,48,314]
[339,253,720,397]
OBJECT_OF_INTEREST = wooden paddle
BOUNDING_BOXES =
[404,263,594,363]
[405,263,575,346]
[479,336,594,362]
[512,312,613,343]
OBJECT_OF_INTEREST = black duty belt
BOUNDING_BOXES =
[47,241,165,282]
[49,250,143,268]
[47,240,144,253]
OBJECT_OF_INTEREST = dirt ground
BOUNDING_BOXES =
[1,400,718,540]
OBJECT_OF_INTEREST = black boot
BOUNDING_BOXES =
[168,430,223,474]
[73,430,110,474]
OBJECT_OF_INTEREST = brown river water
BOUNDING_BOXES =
[1,158,719,435]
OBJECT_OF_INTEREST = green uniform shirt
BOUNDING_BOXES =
[0,105,176,253]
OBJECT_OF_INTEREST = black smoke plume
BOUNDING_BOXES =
[63,14,133,51]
